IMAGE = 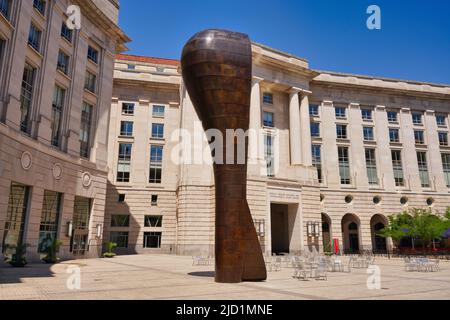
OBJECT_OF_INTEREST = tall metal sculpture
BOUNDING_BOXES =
[181,29,267,283]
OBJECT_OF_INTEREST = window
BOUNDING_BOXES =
[365,149,379,185]
[338,147,351,185]
[336,124,347,139]
[143,232,162,248]
[265,135,274,177]
[122,103,135,115]
[111,215,130,227]
[110,232,128,248]
[345,195,353,204]
[412,113,423,126]
[118,194,125,203]
[144,216,163,228]
[149,145,163,184]
[151,123,164,139]
[0,0,11,19]
[120,121,133,137]
[417,152,430,188]
[414,130,425,145]
[28,24,42,52]
[389,129,400,143]
[391,150,404,187]
[0,39,4,66]
[312,145,322,183]
[61,22,73,43]
[20,63,36,134]
[335,107,347,119]
[84,71,96,93]
[73,197,91,230]
[33,0,46,15]
[387,111,398,123]
[152,105,165,118]
[442,154,450,187]
[2,183,31,253]
[310,122,320,137]
[57,51,70,75]
[127,64,135,70]
[87,46,99,64]
[437,115,447,127]
[363,127,374,141]
[263,112,274,127]
[362,109,373,121]
[263,92,273,105]
[439,132,449,147]
[80,102,93,158]
[51,86,66,147]
[38,191,62,253]
[117,143,132,182]
[309,104,319,116]
[151,195,158,206]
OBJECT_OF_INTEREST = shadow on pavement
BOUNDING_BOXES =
[188,271,215,278]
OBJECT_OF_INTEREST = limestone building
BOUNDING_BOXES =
[0,0,129,261]
[107,44,450,257]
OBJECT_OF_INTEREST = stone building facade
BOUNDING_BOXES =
[107,44,450,257]
[0,0,129,261]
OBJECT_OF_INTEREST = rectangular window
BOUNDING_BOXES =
[414,130,425,145]
[28,24,42,52]
[336,124,347,139]
[51,86,66,147]
[143,232,162,248]
[127,64,135,70]
[117,143,132,182]
[110,232,128,248]
[437,115,447,127]
[2,183,31,253]
[151,123,164,139]
[387,111,398,124]
[312,144,322,183]
[84,71,96,93]
[87,46,99,64]
[152,105,165,118]
[20,63,36,134]
[38,191,62,253]
[365,149,379,185]
[61,22,73,43]
[389,129,400,143]
[73,197,91,230]
[439,132,449,147]
[442,154,450,187]
[149,145,163,184]
[362,109,373,121]
[412,113,423,126]
[363,127,374,141]
[151,195,158,206]
[265,135,274,177]
[57,50,70,75]
[263,92,273,105]
[110,215,130,227]
[80,102,93,158]
[0,0,11,19]
[335,107,347,119]
[118,194,125,203]
[417,152,430,188]
[391,150,404,187]
[263,112,274,127]
[309,104,319,117]
[122,103,135,115]
[120,121,133,137]
[33,0,46,15]
[144,216,163,228]
[310,122,320,137]
[338,147,351,185]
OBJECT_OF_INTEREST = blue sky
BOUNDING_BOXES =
[119,0,450,84]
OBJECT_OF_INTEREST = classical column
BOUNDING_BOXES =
[249,77,263,165]
[289,88,302,166]
[300,93,313,166]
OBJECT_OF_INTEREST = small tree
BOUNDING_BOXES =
[42,239,64,264]
[103,242,117,258]
[377,212,412,247]
[409,208,447,251]
[6,243,29,267]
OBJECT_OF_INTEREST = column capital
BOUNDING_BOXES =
[375,105,386,111]
[287,87,312,96]
[349,103,360,109]
[252,76,264,84]
[425,109,435,115]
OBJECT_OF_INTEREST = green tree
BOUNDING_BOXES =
[377,212,412,247]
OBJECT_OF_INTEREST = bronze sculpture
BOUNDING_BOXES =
[181,29,267,283]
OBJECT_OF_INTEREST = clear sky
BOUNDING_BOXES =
[119,0,450,84]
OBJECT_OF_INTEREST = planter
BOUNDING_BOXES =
[103,253,116,259]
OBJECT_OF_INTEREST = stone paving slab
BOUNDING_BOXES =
[1,255,449,300]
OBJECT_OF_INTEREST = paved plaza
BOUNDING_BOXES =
[1,255,450,300]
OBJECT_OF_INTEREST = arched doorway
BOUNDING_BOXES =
[342,214,361,254]
[371,214,388,253]
[321,213,332,253]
